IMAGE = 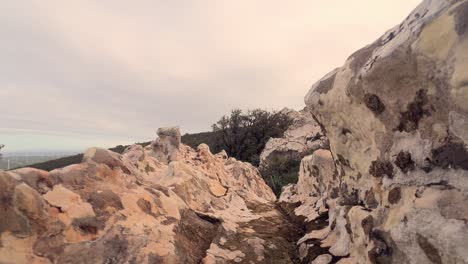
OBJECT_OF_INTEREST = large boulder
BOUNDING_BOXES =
[150,126,182,163]
[280,0,468,263]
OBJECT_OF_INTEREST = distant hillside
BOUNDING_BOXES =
[181,131,223,153]
[0,154,77,171]
[25,131,219,172]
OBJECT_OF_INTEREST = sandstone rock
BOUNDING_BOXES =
[43,184,96,219]
[1,1,466,263]
[83,147,132,174]
[0,128,299,263]
[151,126,181,163]
[277,0,468,263]
[122,144,145,164]
[14,183,46,221]
[10,168,52,194]
[259,108,327,170]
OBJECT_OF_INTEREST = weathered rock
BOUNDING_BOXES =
[151,126,182,163]
[0,128,300,263]
[11,168,53,194]
[259,108,328,170]
[278,0,468,263]
[122,144,145,165]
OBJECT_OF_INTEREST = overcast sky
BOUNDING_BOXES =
[1,0,421,152]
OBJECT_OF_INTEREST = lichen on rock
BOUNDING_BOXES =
[278,0,468,263]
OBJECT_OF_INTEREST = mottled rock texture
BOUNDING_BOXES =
[280,0,468,263]
[0,128,301,264]
[2,1,467,263]
[259,108,328,170]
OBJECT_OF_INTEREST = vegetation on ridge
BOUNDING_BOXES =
[24,109,296,193]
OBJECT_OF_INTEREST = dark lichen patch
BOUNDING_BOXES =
[337,154,350,167]
[431,143,468,170]
[145,164,155,173]
[330,187,340,199]
[361,215,374,237]
[310,165,320,177]
[0,173,33,238]
[369,160,395,178]
[395,151,415,173]
[341,128,352,136]
[151,184,171,197]
[174,210,221,263]
[315,72,337,94]
[338,185,360,206]
[386,32,395,42]
[87,190,123,217]
[161,217,178,226]
[397,89,430,132]
[72,217,105,234]
[33,233,66,260]
[368,230,393,264]
[417,234,442,264]
[137,198,152,215]
[365,189,379,209]
[453,1,468,37]
[148,253,165,264]
[388,187,401,204]
[364,93,386,115]
[57,233,130,264]
[422,157,434,173]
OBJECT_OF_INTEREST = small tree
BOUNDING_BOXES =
[212,109,293,166]
[259,156,301,197]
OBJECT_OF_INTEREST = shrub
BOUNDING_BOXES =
[212,109,293,166]
[259,156,301,197]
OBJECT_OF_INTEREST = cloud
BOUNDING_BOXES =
[0,0,420,151]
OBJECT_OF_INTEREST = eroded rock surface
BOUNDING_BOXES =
[280,0,468,263]
[259,108,328,171]
[0,127,301,264]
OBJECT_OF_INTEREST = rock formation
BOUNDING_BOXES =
[1,1,467,263]
[259,108,328,171]
[0,127,301,263]
[280,0,468,263]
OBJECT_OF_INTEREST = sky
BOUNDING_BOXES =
[0,0,421,152]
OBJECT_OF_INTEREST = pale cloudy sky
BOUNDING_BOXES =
[1,0,421,152]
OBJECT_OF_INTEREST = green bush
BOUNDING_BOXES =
[259,156,301,197]
[212,109,293,166]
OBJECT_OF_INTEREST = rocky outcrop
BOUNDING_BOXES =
[1,1,467,263]
[150,126,182,163]
[0,127,302,263]
[280,0,468,263]
[259,108,328,170]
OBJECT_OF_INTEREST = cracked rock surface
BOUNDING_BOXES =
[280,0,468,263]
[1,1,467,263]
[0,127,301,264]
